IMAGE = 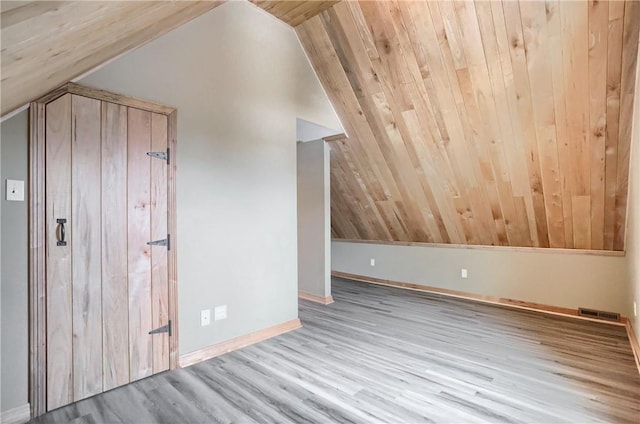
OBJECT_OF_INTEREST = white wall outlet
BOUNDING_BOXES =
[370,258,375,266]
[200,309,211,326]
[461,268,468,279]
[6,179,24,201]
[634,301,637,318]
[215,305,227,321]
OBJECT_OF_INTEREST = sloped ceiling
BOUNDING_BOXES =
[1,1,224,117]
[297,0,640,251]
[0,1,342,118]
[250,1,341,27]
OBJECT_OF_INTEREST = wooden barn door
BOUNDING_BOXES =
[42,91,173,411]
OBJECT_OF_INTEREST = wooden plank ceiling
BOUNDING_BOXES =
[251,1,341,27]
[297,0,640,251]
[1,1,223,117]
[0,0,337,118]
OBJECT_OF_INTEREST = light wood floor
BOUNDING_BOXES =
[32,278,640,423]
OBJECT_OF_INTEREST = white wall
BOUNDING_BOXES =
[0,1,341,413]
[297,139,331,298]
[333,241,629,316]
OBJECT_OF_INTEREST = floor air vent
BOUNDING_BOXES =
[578,307,620,322]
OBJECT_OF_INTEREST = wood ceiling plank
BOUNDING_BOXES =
[250,1,340,27]
[502,0,550,247]
[519,0,566,248]
[603,0,625,250]
[298,0,638,250]
[1,1,223,117]
[490,0,538,247]
[401,1,469,244]
[456,1,518,246]
[475,1,525,246]
[588,0,610,250]
[424,1,483,244]
[546,0,574,249]
[560,0,591,248]
[614,0,640,250]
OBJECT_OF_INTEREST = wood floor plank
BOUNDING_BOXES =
[32,278,640,424]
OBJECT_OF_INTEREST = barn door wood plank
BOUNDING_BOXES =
[150,112,170,373]
[101,101,130,390]
[127,107,154,381]
[45,94,73,411]
[71,94,103,400]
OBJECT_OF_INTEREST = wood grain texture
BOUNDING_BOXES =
[32,279,640,424]
[45,94,73,411]
[0,1,223,116]
[615,0,640,250]
[127,107,153,382]
[333,237,626,257]
[251,1,340,27]
[67,83,174,115]
[167,110,179,370]
[150,112,169,374]
[298,0,640,251]
[332,271,626,326]
[30,83,178,417]
[71,95,103,401]
[101,101,130,391]
[29,101,47,417]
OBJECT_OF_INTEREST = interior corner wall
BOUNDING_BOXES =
[332,241,629,316]
[297,139,331,298]
[0,1,341,413]
[1,110,29,412]
[627,44,640,339]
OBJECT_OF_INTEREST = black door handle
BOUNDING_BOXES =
[56,218,67,246]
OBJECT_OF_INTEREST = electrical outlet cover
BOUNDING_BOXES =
[6,179,24,201]
[201,309,211,326]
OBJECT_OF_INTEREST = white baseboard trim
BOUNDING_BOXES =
[1,404,30,424]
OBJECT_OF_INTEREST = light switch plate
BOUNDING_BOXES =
[6,179,24,201]
[215,305,227,321]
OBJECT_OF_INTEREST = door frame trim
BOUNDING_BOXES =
[29,83,179,418]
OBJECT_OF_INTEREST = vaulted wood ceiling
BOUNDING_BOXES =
[0,1,342,118]
[250,1,340,27]
[297,0,640,251]
[1,1,225,117]
[3,1,639,252]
